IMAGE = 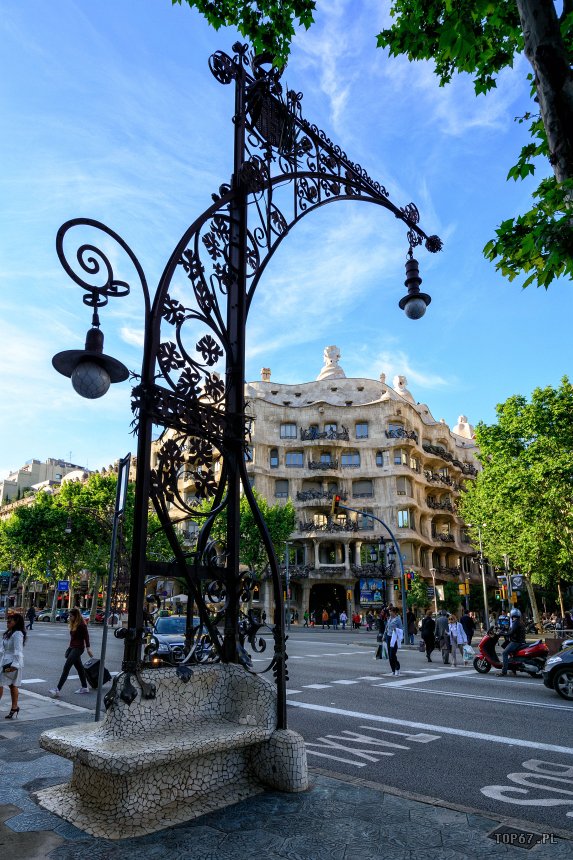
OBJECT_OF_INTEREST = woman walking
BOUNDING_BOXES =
[386,606,404,676]
[50,607,93,697]
[0,612,26,719]
[447,614,467,667]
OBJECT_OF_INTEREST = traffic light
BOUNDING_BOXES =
[393,579,400,591]
[405,573,414,591]
[331,494,342,515]
[346,590,353,601]
[494,589,501,601]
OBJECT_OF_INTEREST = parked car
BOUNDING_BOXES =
[146,615,205,665]
[37,609,69,622]
[94,610,120,625]
[543,641,573,700]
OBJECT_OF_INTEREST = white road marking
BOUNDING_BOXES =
[305,750,367,767]
[20,679,45,684]
[286,689,302,695]
[288,700,573,755]
[356,676,382,681]
[482,759,573,817]
[302,683,332,690]
[384,686,573,712]
[19,688,91,712]
[374,669,474,687]
[331,680,359,685]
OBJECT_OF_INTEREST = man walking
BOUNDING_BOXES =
[26,604,37,631]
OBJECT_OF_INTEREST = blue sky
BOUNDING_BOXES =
[0,0,570,478]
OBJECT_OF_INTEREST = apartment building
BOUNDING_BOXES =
[244,346,481,620]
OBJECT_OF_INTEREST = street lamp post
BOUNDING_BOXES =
[468,523,490,630]
[284,542,291,633]
[52,43,442,723]
[430,567,439,614]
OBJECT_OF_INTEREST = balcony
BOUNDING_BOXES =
[301,426,350,441]
[432,532,455,543]
[296,489,348,503]
[308,460,339,470]
[298,518,359,533]
[385,427,418,443]
[423,442,453,462]
[424,471,462,491]
[426,497,455,512]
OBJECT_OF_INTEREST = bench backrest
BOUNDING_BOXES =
[102,664,276,737]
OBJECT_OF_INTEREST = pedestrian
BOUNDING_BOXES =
[420,609,436,662]
[0,612,26,719]
[435,609,450,664]
[460,609,476,646]
[50,607,94,697]
[321,609,329,629]
[339,610,347,630]
[25,604,37,631]
[406,609,416,645]
[447,614,467,666]
[303,610,309,628]
[366,611,374,631]
[310,610,315,627]
[331,609,339,630]
[386,607,403,676]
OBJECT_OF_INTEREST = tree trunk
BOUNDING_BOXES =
[524,574,542,629]
[557,579,565,617]
[90,575,100,622]
[516,0,573,183]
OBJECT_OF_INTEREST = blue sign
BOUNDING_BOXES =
[360,578,385,605]
[57,580,70,592]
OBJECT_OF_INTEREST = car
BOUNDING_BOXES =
[94,610,120,625]
[542,641,573,700]
[146,615,204,665]
[37,609,69,622]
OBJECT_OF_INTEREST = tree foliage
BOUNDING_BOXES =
[458,378,573,589]
[173,0,315,65]
[377,0,573,290]
[407,574,431,608]
[191,490,296,575]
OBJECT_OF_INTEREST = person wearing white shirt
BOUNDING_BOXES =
[447,614,467,667]
[0,612,26,718]
[386,607,404,676]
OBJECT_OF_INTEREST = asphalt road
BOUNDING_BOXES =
[15,621,573,838]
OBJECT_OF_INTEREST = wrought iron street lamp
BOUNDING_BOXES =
[52,43,442,725]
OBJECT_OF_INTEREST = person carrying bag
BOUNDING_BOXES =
[0,612,26,719]
[50,608,93,697]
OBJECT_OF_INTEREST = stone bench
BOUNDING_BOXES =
[36,664,308,839]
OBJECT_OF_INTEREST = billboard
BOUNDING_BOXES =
[359,578,385,605]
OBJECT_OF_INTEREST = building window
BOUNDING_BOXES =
[375,450,386,467]
[324,422,337,434]
[269,448,279,468]
[398,509,411,528]
[355,422,369,439]
[410,456,420,473]
[396,476,411,496]
[275,479,289,498]
[394,448,408,466]
[440,466,449,478]
[280,423,297,439]
[352,479,373,498]
[286,451,304,467]
[388,422,404,433]
[320,451,332,465]
[341,450,360,467]
[244,446,253,462]
[358,508,374,530]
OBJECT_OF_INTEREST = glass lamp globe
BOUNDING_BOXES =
[403,296,428,320]
[71,360,111,399]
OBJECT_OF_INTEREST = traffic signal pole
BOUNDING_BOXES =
[331,496,408,638]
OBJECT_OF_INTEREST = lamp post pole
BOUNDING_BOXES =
[468,523,490,630]
[430,567,439,615]
[284,542,291,633]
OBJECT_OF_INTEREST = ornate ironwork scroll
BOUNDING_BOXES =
[55,42,442,732]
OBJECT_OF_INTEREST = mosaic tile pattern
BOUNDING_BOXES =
[35,664,308,839]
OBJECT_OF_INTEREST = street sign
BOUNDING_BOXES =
[57,580,69,592]
[426,586,435,597]
[510,574,524,590]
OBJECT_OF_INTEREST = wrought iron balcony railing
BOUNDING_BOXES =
[432,532,455,542]
[298,519,359,533]
[301,427,349,441]
[296,489,348,502]
[308,460,339,470]
[385,427,418,443]
[426,497,455,512]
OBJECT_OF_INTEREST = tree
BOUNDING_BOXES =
[173,0,315,65]
[458,377,573,623]
[191,490,296,576]
[376,0,573,290]
[407,574,430,609]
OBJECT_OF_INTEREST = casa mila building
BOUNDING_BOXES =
[244,346,481,621]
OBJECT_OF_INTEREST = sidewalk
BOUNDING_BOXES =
[1,691,572,860]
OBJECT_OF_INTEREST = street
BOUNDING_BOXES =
[15,622,573,839]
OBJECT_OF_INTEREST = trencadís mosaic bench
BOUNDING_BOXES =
[35,664,308,839]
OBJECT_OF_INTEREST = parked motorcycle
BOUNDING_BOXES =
[473,629,548,677]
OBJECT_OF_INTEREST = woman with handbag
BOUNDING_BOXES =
[0,612,26,718]
[49,607,93,697]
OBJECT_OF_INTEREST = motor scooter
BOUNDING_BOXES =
[473,628,548,677]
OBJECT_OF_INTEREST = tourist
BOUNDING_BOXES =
[0,612,26,719]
